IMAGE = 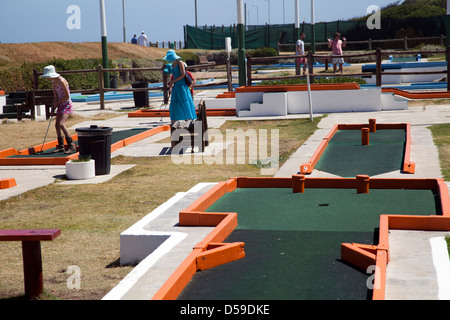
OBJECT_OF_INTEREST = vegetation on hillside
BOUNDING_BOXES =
[355,0,446,20]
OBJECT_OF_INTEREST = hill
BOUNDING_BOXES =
[358,0,446,20]
[0,42,169,69]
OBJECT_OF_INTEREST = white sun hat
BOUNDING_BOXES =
[41,65,60,78]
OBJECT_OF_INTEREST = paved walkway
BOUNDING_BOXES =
[1,96,450,300]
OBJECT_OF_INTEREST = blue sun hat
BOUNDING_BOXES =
[163,50,181,63]
[41,65,60,78]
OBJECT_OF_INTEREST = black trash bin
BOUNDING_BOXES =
[131,82,149,107]
[75,125,113,175]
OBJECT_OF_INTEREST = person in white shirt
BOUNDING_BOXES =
[138,31,148,46]
[295,32,307,75]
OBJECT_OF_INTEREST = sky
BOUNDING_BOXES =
[0,0,404,44]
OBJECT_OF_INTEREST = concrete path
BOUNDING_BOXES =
[1,97,450,300]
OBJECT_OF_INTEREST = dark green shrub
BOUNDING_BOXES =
[177,51,200,65]
[247,47,278,58]
[131,59,161,83]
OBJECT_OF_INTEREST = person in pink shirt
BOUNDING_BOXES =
[328,32,346,74]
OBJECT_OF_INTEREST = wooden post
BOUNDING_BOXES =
[356,175,370,194]
[292,174,305,193]
[361,128,370,145]
[307,51,314,83]
[22,241,43,298]
[98,65,105,110]
[447,46,450,92]
[162,70,169,104]
[246,53,252,86]
[369,119,377,133]
[376,48,382,87]
[226,56,233,91]
[33,69,39,90]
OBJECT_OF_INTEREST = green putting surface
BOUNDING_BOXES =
[315,129,406,177]
[6,128,148,158]
[177,187,440,300]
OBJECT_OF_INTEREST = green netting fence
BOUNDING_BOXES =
[184,15,447,50]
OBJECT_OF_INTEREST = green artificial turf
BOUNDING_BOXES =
[315,129,406,177]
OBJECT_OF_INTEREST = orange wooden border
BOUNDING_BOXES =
[382,87,450,100]
[300,121,415,174]
[152,176,450,300]
[216,91,236,99]
[0,126,170,166]
[300,124,339,174]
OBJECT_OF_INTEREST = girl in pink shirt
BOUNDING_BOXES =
[328,32,346,74]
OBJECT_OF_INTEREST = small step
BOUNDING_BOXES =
[0,112,21,119]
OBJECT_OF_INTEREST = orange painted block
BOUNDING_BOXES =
[0,178,16,189]
[361,128,370,145]
[196,242,245,271]
[372,250,388,300]
[369,119,376,132]
[341,243,376,271]
[216,91,236,99]
[292,174,305,193]
[356,175,370,194]
[300,163,312,174]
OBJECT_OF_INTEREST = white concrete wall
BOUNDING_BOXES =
[0,93,5,114]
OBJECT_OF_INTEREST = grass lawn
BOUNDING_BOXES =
[429,123,450,181]
[0,115,321,300]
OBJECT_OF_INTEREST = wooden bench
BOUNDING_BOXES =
[0,229,61,298]
[29,90,54,120]
[14,90,54,120]
[3,92,30,120]
[170,99,209,153]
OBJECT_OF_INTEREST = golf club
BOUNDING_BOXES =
[37,113,53,154]
[160,91,171,122]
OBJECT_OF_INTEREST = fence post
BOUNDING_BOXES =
[368,38,372,51]
[98,65,105,110]
[32,69,39,90]
[246,53,252,86]
[307,51,314,83]
[162,69,169,104]
[226,55,233,91]
[376,48,382,87]
[447,46,450,91]
[403,36,408,50]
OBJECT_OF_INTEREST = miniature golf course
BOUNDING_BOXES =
[315,128,406,177]
[176,182,443,300]
[300,120,416,176]
[0,126,169,165]
[6,128,149,158]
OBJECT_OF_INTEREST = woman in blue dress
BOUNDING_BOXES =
[163,50,197,122]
